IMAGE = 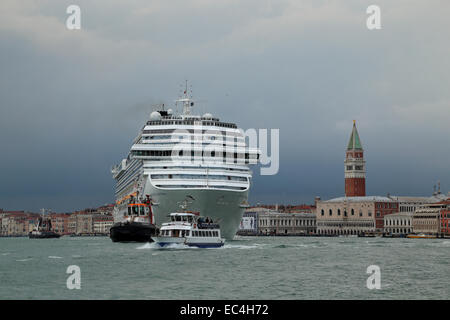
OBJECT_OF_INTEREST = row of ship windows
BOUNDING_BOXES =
[143,129,240,136]
[143,135,243,141]
[115,166,143,194]
[155,185,247,190]
[160,230,219,237]
[145,166,250,173]
[133,150,258,160]
[151,174,248,181]
[147,120,237,128]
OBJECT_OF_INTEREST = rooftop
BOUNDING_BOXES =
[323,196,395,203]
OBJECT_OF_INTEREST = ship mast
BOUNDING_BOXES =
[175,80,194,115]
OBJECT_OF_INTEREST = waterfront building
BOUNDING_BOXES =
[345,121,366,197]
[49,213,71,235]
[93,215,114,234]
[440,199,450,236]
[413,206,441,235]
[0,211,40,237]
[383,212,413,235]
[382,194,448,235]
[257,211,316,235]
[68,213,93,234]
[412,199,450,236]
[237,211,259,235]
[388,194,447,213]
[68,212,114,235]
[316,196,398,235]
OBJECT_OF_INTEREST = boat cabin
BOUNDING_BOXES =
[124,202,154,224]
[127,203,151,216]
[169,212,198,223]
[154,212,224,248]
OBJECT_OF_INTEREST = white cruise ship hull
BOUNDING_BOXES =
[145,183,248,240]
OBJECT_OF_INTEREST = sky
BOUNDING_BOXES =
[0,0,449,212]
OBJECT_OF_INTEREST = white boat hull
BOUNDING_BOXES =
[152,236,225,248]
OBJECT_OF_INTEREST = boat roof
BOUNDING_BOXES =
[169,212,198,216]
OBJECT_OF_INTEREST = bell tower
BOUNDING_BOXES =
[345,121,366,197]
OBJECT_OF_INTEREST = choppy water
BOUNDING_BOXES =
[0,236,448,299]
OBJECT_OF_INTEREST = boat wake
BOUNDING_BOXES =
[221,243,262,250]
[136,242,197,250]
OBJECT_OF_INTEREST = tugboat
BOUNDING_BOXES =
[109,195,157,242]
[29,213,61,239]
[152,204,225,248]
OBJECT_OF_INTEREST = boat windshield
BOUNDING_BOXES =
[171,215,194,222]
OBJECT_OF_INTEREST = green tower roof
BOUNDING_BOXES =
[347,121,363,150]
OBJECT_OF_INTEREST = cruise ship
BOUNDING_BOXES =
[111,85,259,239]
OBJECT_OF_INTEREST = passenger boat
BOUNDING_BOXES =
[110,195,157,242]
[152,211,225,248]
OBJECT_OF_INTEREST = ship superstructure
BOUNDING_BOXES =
[111,84,259,239]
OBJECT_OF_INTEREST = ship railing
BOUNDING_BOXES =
[197,223,220,229]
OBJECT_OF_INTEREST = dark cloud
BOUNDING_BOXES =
[0,0,449,211]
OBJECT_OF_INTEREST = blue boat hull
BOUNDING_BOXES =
[157,242,224,248]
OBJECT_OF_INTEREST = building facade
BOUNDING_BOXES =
[316,196,398,235]
[257,211,316,235]
[93,215,114,234]
[49,213,71,235]
[412,200,450,236]
[0,212,40,237]
[384,212,413,235]
[441,204,450,236]
[412,207,441,235]
[237,211,259,235]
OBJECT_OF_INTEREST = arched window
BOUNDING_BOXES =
[329,209,332,216]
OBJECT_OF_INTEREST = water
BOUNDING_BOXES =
[0,236,448,299]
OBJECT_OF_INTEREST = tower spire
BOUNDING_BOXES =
[347,120,363,150]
